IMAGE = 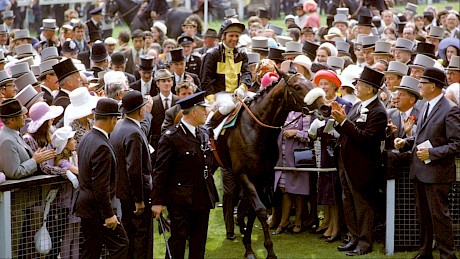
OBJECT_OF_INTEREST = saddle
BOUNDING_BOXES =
[209,101,243,140]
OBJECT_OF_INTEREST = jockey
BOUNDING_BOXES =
[201,18,252,128]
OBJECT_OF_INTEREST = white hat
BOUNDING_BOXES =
[104,70,126,84]
[104,37,117,45]
[292,55,313,79]
[64,87,100,125]
[319,42,338,57]
[152,21,167,35]
[339,64,363,90]
[27,101,63,133]
[51,126,76,154]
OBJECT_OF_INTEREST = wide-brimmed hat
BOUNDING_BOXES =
[361,36,378,50]
[412,42,435,59]
[446,55,460,71]
[303,40,319,60]
[61,39,79,53]
[155,69,173,81]
[268,24,283,36]
[314,69,341,87]
[90,42,108,62]
[277,36,293,47]
[392,38,414,52]
[357,15,373,26]
[89,6,103,15]
[324,27,343,41]
[409,54,435,71]
[420,67,447,88]
[15,44,34,59]
[10,62,30,78]
[394,76,422,100]
[14,84,44,109]
[41,46,62,61]
[110,52,127,66]
[38,59,59,80]
[339,64,363,90]
[65,87,100,122]
[257,9,270,19]
[327,56,345,70]
[283,42,303,56]
[14,29,33,41]
[41,19,57,31]
[14,72,39,92]
[182,19,197,28]
[268,48,285,62]
[120,90,148,114]
[137,56,154,71]
[2,10,14,19]
[247,52,260,66]
[92,98,121,116]
[52,58,80,82]
[333,14,348,26]
[177,91,209,110]
[0,70,14,86]
[224,9,238,19]
[0,98,27,118]
[51,126,76,154]
[371,41,393,56]
[219,18,245,37]
[252,36,269,52]
[426,25,444,40]
[438,37,459,61]
[178,36,194,46]
[356,66,384,89]
[384,61,409,76]
[27,101,63,133]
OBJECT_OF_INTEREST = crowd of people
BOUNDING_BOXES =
[0,0,459,258]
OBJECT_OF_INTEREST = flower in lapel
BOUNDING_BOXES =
[360,107,369,114]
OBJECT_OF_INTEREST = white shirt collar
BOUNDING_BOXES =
[160,92,172,102]
[126,117,141,128]
[361,94,378,108]
[401,106,413,119]
[93,126,109,139]
[60,88,72,95]
[427,93,443,113]
[181,119,196,137]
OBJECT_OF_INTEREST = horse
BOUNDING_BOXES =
[328,0,390,19]
[105,0,150,32]
[214,67,331,259]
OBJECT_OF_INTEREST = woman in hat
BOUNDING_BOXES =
[151,22,167,46]
[303,0,320,29]
[158,38,178,62]
[315,43,338,63]
[439,39,459,67]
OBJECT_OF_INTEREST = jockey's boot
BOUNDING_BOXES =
[207,110,226,129]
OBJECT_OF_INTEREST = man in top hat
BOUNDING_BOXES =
[282,41,302,61]
[395,67,460,259]
[409,54,435,80]
[169,48,200,90]
[38,59,60,105]
[51,58,82,125]
[361,36,378,67]
[110,52,136,85]
[151,91,218,259]
[446,55,460,86]
[86,6,103,40]
[0,70,16,98]
[356,15,374,36]
[383,61,409,107]
[251,36,269,59]
[2,10,14,32]
[178,35,202,77]
[425,25,445,58]
[89,42,108,75]
[370,41,393,63]
[130,56,157,97]
[0,24,8,52]
[392,38,414,65]
[38,19,60,50]
[332,66,388,256]
[110,91,154,259]
[268,47,285,66]
[333,14,349,39]
[75,98,129,259]
[258,9,271,30]
[0,98,56,180]
[122,29,145,75]
[194,29,219,56]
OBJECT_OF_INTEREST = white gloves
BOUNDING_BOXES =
[234,85,246,100]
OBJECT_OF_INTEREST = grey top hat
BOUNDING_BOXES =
[384,61,409,76]
[392,38,414,52]
[405,3,418,13]
[337,8,349,16]
[14,29,33,41]
[10,62,31,78]
[0,50,5,63]
[41,19,57,30]
[30,65,40,78]
[394,76,422,99]
[39,59,59,79]
[2,10,14,19]
[427,25,444,39]
[277,36,293,47]
[252,36,269,52]
[327,56,345,70]
[282,42,303,56]
[356,34,368,45]
[409,54,435,70]
[446,55,460,71]
[336,41,350,55]
[224,9,238,19]
[333,14,348,25]
[0,70,14,85]
[14,84,43,109]
[268,24,283,36]
[247,52,260,65]
[17,56,34,67]
[41,47,61,62]
[15,44,34,59]
[361,36,378,49]
[0,24,6,34]
[371,41,393,56]
[332,37,345,43]
[14,72,39,92]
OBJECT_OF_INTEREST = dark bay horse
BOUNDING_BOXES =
[105,0,152,32]
[215,68,330,259]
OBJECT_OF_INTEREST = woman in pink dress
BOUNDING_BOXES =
[304,0,321,29]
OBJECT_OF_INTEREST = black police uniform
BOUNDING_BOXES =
[185,53,202,77]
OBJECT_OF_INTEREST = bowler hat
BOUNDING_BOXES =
[120,90,148,114]
[14,72,39,92]
[15,44,35,59]
[277,36,293,47]
[412,42,435,59]
[268,48,285,62]
[169,48,185,63]
[203,29,218,38]
[426,26,444,40]
[41,46,62,61]
[110,52,127,66]
[224,9,238,19]
[88,31,102,43]
[257,9,270,19]
[420,67,447,88]
[392,38,414,52]
[303,40,319,60]
[52,58,80,82]
[356,66,384,89]
[177,91,209,110]
[155,69,173,81]
[178,36,194,46]
[409,54,435,71]
[357,15,372,26]
[14,84,44,109]
[446,56,460,71]
[39,59,59,80]
[394,76,422,99]
[0,98,28,117]
[91,42,108,62]
[283,42,303,56]
[384,61,409,77]
[61,39,79,53]
[41,19,57,30]
[138,56,154,71]
[10,62,30,79]
[89,6,103,15]
[92,98,121,116]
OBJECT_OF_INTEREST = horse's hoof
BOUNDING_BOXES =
[245,253,256,259]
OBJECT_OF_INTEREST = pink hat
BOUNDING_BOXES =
[27,101,64,133]
[261,72,279,88]
[314,70,342,88]
[304,0,318,13]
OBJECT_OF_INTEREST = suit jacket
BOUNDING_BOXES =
[76,128,118,220]
[404,96,460,183]
[149,94,179,152]
[125,72,136,85]
[0,126,37,179]
[161,104,181,134]
[86,19,102,38]
[52,90,70,125]
[110,117,152,202]
[335,97,388,194]
[151,122,218,210]
[173,72,201,93]
[130,79,158,97]
[73,39,90,53]
[385,106,420,149]
[122,48,142,75]
[77,50,91,70]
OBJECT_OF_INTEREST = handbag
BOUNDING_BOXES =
[294,147,316,168]
[34,189,59,255]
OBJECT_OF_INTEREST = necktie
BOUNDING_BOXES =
[195,127,201,141]
[135,51,139,65]
[164,98,169,110]
[423,103,430,124]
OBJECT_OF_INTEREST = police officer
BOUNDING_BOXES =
[178,36,202,77]
[151,91,218,259]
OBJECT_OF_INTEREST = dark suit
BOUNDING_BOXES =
[86,19,102,38]
[73,39,90,53]
[52,90,70,125]
[161,104,181,134]
[122,48,142,75]
[125,72,136,85]
[75,128,129,258]
[335,96,388,252]
[185,53,202,77]
[41,86,53,105]
[130,79,158,97]
[403,96,460,258]
[77,50,91,70]
[110,115,153,259]
[151,122,219,259]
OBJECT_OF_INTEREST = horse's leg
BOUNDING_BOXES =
[241,199,256,259]
[240,173,277,259]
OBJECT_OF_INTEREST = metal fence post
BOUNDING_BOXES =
[0,191,12,258]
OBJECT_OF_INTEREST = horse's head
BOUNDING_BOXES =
[105,0,119,19]
[274,66,331,120]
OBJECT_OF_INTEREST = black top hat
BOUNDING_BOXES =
[91,42,108,62]
[89,31,102,43]
[169,48,185,63]
[177,91,209,110]
[268,48,285,62]
[396,13,408,23]
[92,98,121,117]
[121,90,148,114]
[356,66,385,89]
[412,42,435,59]
[89,6,103,15]
[62,39,79,53]
[257,9,270,19]
[203,29,218,38]
[303,40,319,60]
[357,15,373,26]
[110,52,126,66]
[420,67,447,88]
[52,58,80,82]
[178,36,194,46]
[137,56,154,71]
[0,98,28,118]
